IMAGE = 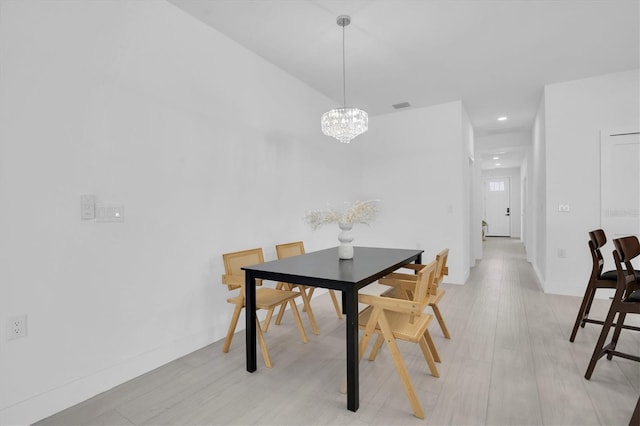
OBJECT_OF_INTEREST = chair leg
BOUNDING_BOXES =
[263,283,287,330]
[606,311,625,360]
[377,312,425,419]
[256,317,272,368]
[630,393,640,426]
[583,286,597,320]
[585,303,618,379]
[418,335,440,378]
[423,329,441,363]
[570,284,595,342]
[368,334,385,361]
[431,302,451,339]
[287,298,308,343]
[274,283,293,326]
[222,304,242,353]
[298,285,320,334]
[263,306,277,332]
[329,290,344,319]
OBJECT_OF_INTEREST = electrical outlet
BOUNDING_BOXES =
[95,204,124,222]
[7,315,27,340]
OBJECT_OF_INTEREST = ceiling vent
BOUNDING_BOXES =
[392,102,411,109]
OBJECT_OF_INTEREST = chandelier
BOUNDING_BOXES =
[321,15,368,144]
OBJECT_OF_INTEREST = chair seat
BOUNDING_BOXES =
[601,269,640,281]
[625,289,640,303]
[228,287,300,309]
[600,270,618,281]
[359,305,433,342]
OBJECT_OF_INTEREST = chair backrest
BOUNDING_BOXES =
[413,260,438,305]
[588,229,607,279]
[612,236,640,297]
[276,241,305,259]
[433,248,449,293]
[222,248,264,291]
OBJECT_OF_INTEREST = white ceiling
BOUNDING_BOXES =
[168,0,639,168]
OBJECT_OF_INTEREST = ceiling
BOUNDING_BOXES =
[168,0,639,168]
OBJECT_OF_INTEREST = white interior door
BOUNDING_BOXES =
[484,177,511,237]
[601,129,640,238]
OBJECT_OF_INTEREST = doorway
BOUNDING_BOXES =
[484,177,511,237]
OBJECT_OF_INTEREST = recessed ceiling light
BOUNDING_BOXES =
[493,156,499,160]
[496,163,501,166]
[498,116,508,121]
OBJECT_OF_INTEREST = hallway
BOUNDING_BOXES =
[37,238,639,425]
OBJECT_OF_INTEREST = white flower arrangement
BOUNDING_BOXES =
[304,200,379,230]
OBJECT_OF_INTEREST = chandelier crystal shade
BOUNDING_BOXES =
[321,15,368,144]
[321,107,368,144]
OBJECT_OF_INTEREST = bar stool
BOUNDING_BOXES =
[585,235,640,380]
[570,229,640,342]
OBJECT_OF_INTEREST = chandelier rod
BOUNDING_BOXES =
[342,20,346,107]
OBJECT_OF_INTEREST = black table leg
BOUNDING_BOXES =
[345,287,359,412]
[341,291,347,316]
[245,271,257,372]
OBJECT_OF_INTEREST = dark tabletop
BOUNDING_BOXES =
[242,246,423,288]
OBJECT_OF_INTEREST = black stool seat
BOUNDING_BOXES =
[600,269,640,282]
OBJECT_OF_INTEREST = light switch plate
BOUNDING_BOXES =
[81,195,96,219]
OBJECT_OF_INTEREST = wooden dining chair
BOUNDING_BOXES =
[392,248,451,339]
[221,248,308,368]
[585,235,640,380]
[263,241,320,335]
[356,260,441,419]
[570,229,640,342]
[265,241,342,333]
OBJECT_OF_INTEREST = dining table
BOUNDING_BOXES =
[242,246,423,412]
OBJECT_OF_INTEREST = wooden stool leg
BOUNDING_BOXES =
[570,284,595,342]
[629,394,640,426]
[585,304,617,379]
[607,311,625,360]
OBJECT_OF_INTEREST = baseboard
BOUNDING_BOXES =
[0,330,216,426]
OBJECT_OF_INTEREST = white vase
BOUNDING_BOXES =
[338,222,354,259]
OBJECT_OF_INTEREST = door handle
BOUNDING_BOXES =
[505,207,510,216]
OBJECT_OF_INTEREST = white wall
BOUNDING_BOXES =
[481,167,522,239]
[531,94,547,287]
[0,1,356,423]
[0,2,475,423]
[350,101,472,284]
[542,69,640,295]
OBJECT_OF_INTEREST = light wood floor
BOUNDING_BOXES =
[36,238,640,425]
